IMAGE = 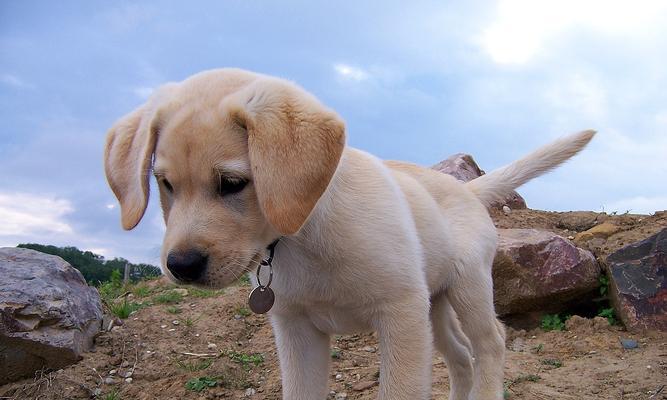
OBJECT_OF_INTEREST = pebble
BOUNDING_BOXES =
[92,388,102,396]
[335,393,348,399]
[160,325,167,329]
[122,371,133,378]
[104,377,115,385]
[620,338,639,349]
[207,343,218,350]
[109,369,117,375]
[125,377,133,383]
[502,205,511,215]
[510,337,525,352]
[173,288,189,296]
[172,320,180,325]
[335,373,343,381]
[168,328,176,332]
[244,388,256,396]
[121,361,130,368]
[362,346,376,353]
[353,381,378,391]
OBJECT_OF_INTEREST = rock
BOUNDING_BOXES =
[105,377,115,385]
[432,153,527,210]
[493,229,600,315]
[172,288,189,297]
[0,247,103,385]
[335,373,343,381]
[606,228,667,331]
[207,342,217,350]
[502,205,511,215]
[361,345,376,353]
[510,337,525,352]
[556,212,606,232]
[335,393,348,400]
[244,388,256,396]
[125,377,133,383]
[620,339,639,349]
[575,222,620,242]
[353,381,378,391]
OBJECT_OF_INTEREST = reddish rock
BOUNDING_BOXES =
[493,229,600,315]
[606,228,667,331]
[432,153,527,209]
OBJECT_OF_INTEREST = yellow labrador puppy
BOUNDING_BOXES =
[104,68,594,400]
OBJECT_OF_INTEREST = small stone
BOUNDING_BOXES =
[502,205,511,215]
[172,320,180,325]
[234,314,243,320]
[121,360,130,368]
[172,288,189,296]
[207,343,218,350]
[362,346,376,353]
[104,377,115,385]
[160,325,167,329]
[244,388,256,396]
[109,369,117,375]
[335,393,348,400]
[567,235,575,240]
[620,339,639,349]
[168,328,176,332]
[510,337,525,352]
[122,371,133,378]
[125,377,133,383]
[335,373,343,381]
[92,388,102,396]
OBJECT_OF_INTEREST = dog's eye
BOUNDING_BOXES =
[218,176,248,196]
[160,178,174,193]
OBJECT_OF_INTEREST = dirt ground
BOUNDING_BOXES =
[2,209,666,400]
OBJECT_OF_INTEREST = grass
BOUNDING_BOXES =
[185,376,218,392]
[154,290,184,304]
[102,389,120,400]
[183,316,200,328]
[532,343,544,354]
[176,359,213,372]
[235,306,252,317]
[166,306,182,314]
[541,314,566,331]
[238,273,251,286]
[330,348,342,359]
[109,298,143,319]
[132,284,152,298]
[226,350,265,370]
[541,358,563,368]
[189,287,223,298]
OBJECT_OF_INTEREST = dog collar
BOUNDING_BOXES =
[248,238,281,314]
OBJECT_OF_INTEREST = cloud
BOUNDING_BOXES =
[334,63,370,81]
[0,192,73,236]
[132,86,154,99]
[480,0,667,64]
[0,73,34,89]
[603,195,667,214]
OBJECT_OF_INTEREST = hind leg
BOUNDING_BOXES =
[447,273,506,399]
[431,291,474,400]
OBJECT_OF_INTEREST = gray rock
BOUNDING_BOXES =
[606,228,667,331]
[620,338,639,349]
[493,229,600,315]
[432,153,527,209]
[0,247,103,385]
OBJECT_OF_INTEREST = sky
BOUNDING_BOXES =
[1,0,666,265]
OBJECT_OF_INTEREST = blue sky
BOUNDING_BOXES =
[1,1,666,265]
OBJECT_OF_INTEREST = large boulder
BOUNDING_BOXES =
[606,228,667,331]
[493,229,600,315]
[432,153,527,210]
[0,247,103,384]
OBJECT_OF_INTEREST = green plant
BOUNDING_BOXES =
[185,376,218,392]
[183,316,200,328]
[541,358,563,368]
[226,350,264,370]
[541,314,565,331]
[597,307,617,325]
[154,290,183,304]
[177,359,213,372]
[235,307,251,317]
[599,275,610,296]
[331,348,342,359]
[166,306,182,314]
[238,273,251,286]
[109,299,143,319]
[189,287,223,298]
[102,388,120,400]
[532,343,544,354]
[132,284,152,298]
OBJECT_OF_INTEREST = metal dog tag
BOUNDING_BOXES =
[248,285,275,314]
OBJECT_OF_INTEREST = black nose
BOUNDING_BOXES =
[166,249,208,282]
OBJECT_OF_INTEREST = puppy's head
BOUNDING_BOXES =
[104,69,345,288]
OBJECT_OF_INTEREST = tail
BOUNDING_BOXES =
[466,130,596,207]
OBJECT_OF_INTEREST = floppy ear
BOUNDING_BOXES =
[104,105,159,230]
[225,78,346,235]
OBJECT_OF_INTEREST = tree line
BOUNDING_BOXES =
[17,243,161,285]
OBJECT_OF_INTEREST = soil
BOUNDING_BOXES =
[2,209,666,400]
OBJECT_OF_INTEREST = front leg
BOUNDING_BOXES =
[271,312,331,400]
[374,294,433,400]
